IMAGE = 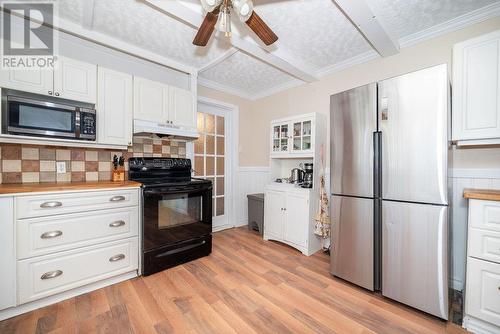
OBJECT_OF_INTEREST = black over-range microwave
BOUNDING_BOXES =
[1,89,96,141]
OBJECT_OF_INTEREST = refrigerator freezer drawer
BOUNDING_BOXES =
[382,200,448,320]
[378,64,448,205]
[331,196,374,291]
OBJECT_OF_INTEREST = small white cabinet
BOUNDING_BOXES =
[271,114,315,158]
[264,184,318,255]
[0,56,96,103]
[464,198,500,333]
[453,30,500,144]
[53,57,97,103]
[97,67,133,146]
[133,76,195,130]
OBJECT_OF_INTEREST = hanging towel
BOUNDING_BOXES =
[314,174,331,239]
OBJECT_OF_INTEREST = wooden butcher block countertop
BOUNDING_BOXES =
[0,181,142,195]
[463,188,500,202]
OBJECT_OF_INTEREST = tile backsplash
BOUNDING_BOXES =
[0,136,186,184]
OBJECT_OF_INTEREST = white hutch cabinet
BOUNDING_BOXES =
[264,112,327,255]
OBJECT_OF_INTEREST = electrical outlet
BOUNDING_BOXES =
[56,162,66,174]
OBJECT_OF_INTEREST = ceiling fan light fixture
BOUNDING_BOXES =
[200,0,222,13]
[232,0,253,22]
[218,6,232,37]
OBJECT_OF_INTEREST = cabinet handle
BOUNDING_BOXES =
[109,220,126,228]
[41,230,63,239]
[55,92,60,96]
[109,254,125,262]
[40,201,63,208]
[41,270,63,280]
[109,196,126,202]
[48,90,53,95]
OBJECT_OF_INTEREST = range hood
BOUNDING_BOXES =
[134,119,199,140]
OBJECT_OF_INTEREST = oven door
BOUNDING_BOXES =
[4,95,78,139]
[142,183,212,252]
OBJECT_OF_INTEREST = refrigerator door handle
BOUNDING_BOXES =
[373,131,382,198]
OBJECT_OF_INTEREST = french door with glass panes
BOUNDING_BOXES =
[194,109,229,231]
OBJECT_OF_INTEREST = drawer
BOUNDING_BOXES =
[465,257,500,327]
[17,207,139,259]
[17,237,138,304]
[16,189,139,219]
[469,228,500,264]
[469,200,500,233]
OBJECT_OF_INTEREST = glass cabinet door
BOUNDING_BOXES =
[272,123,290,153]
[291,119,312,152]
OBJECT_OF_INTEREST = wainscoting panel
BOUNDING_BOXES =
[450,169,500,291]
[235,167,272,227]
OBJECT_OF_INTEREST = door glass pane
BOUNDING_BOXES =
[273,126,280,139]
[281,124,288,138]
[281,139,288,151]
[196,112,226,218]
[303,121,312,136]
[293,138,301,151]
[273,139,280,152]
[303,136,311,150]
[293,122,301,137]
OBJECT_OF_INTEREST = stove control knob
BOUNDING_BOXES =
[141,167,147,171]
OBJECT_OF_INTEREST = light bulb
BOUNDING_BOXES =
[232,0,253,22]
[200,0,222,12]
[218,7,232,37]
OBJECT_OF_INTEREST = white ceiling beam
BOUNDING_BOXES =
[81,0,95,30]
[199,47,238,72]
[143,0,318,82]
[333,0,399,57]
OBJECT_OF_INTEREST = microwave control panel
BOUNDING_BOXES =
[80,112,96,136]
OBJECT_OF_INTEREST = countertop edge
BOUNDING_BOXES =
[463,188,500,202]
[0,181,142,196]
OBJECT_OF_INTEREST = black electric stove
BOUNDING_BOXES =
[129,158,212,276]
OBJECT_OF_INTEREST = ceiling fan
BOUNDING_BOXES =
[193,0,278,47]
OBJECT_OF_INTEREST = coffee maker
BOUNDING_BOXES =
[301,163,313,188]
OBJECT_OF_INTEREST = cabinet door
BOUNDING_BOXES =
[0,66,53,95]
[284,192,309,247]
[97,67,133,146]
[271,122,290,156]
[291,118,313,155]
[0,197,15,310]
[169,86,195,129]
[264,190,286,238]
[133,76,169,123]
[466,257,500,326]
[453,30,500,141]
[53,57,97,103]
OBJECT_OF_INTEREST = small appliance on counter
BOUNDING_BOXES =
[128,157,213,276]
[301,163,313,188]
[290,167,305,184]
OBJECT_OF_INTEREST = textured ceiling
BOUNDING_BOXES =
[55,0,500,99]
[200,51,300,96]
[365,0,499,39]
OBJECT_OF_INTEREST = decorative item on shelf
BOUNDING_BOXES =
[112,155,125,182]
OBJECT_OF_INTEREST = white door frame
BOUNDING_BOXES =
[187,96,239,232]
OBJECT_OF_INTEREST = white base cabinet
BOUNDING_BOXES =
[0,187,140,321]
[464,199,500,333]
[264,184,321,256]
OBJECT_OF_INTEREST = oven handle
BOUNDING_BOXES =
[143,186,210,195]
[154,240,207,258]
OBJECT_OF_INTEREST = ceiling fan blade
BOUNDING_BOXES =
[245,12,278,46]
[193,12,218,46]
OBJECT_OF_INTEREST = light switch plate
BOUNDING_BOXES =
[56,162,66,174]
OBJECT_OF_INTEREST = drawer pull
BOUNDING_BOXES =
[41,270,63,280]
[109,220,126,228]
[40,201,63,208]
[110,196,126,202]
[41,230,63,239]
[109,254,126,262]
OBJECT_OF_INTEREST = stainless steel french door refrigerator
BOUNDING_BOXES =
[330,64,449,320]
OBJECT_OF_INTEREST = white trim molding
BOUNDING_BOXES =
[452,168,500,179]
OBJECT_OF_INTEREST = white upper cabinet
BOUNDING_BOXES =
[133,76,169,123]
[453,30,500,143]
[97,67,133,147]
[53,57,97,103]
[271,113,316,158]
[0,56,96,104]
[0,67,53,95]
[169,86,195,129]
[133,76,195,130]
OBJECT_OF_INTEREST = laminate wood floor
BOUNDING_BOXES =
[0,227,466,334]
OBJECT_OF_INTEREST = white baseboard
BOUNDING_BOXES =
[0,271,138,321]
